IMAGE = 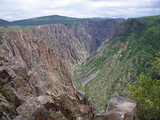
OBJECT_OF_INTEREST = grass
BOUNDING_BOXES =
[0,25,25,31]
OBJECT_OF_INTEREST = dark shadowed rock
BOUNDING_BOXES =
[0,68,12,85]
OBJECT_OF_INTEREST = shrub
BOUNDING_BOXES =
[0,87,7,97]
[126,53,160,119]
[0,57,4,61]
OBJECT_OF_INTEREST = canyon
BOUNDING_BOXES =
[26,19,124,67]
[0,18,129,120]
[0,15,160,120]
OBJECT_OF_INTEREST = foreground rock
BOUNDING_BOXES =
[0,31,94,120]
[95,96,138,120]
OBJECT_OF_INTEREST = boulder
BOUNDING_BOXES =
[95,96,138,120]
[79,105,90,114]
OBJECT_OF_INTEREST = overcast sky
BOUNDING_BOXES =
[0,0,160,21]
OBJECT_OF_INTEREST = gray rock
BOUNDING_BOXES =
[95,96,138,120]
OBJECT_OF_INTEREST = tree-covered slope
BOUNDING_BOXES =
[74,16,160,110]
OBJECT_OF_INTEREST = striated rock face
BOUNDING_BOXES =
[27,24,88,67]
[71,19,125,52]
[0,31,95,120]
[26,19,125,67]
[94,96,138,120]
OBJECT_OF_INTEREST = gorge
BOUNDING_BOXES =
[0,15,160,120]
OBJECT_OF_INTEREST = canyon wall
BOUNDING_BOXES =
[0,31,95,120]
[26,19,125,67]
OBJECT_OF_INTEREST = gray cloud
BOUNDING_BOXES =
[0,0,159,21]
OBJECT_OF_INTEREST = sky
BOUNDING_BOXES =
[0,0,160,21]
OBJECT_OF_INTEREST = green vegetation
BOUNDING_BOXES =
[0,34,2,44]
[0,57,5,61]
[0,25,25,31]
[64,22,80,28]
[0,16,111,26]
[126,53,160,119]
[9,15,110,26]
[30,90,34,94]
[0,87,7,97]
[74,16,160,110]
[73,72,83,92]
[11,15,92,26]
[0,19,10,25]
[11,15,81,26]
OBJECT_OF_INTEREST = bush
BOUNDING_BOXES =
[0,57,4,61]
[126,53,160,119]
[0,87,7,97]
[126,75,160,119]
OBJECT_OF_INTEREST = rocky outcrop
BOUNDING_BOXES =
[94,96,138,120]
[26,19,125,67]
[27,24,88,67]
[0,31,95,120]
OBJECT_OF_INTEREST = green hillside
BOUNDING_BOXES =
[0,19,10,25]
[74,16,160,110]
[11,15,110,26]
[11,15,81,26]
[0,15,111,26]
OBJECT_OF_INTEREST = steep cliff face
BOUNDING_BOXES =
[71,19,125,52]
[0,31,94,120]
[26,19,125,67]
[27,24,88,67]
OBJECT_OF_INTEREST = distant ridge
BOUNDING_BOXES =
[83,17,111,20]
[10,15,111,26]
[0,19,10,25]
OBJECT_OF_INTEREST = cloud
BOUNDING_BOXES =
[0,0,159,21]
